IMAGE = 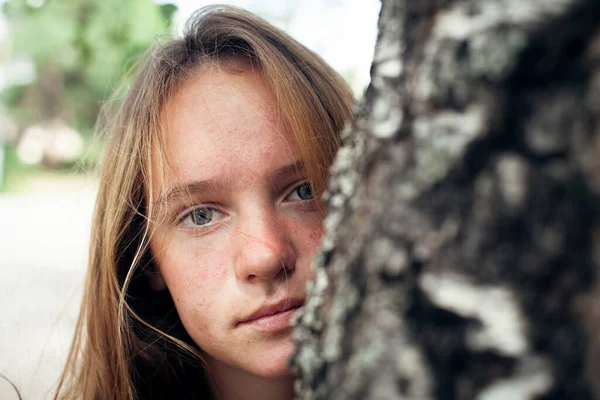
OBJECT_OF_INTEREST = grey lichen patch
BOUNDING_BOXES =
[331,146,355,175]
[435,0,575,41]
[296,268,329,329]
[338,174,356,198]
[320,271,361,362]
[476,357,553,400]
[338,117,356,143]
[329,193,345,209]
[367,0,405,141]
[393,342,434,398]
[327,128,365,207]
[319,138,364,252]
[293,268,330,386]
[433,2,529,80]
[344,319,394,396]
[370,92,404,139]
[373,109,403,139]
[435,2,501,40]
[322,325,344,362]
[293,344,325,377]
[341,291,433,399]
[322,211,343,252]
[382,202,433,241]
[393,181,421,202]
[372,1,403,69]
[374,37,403,65]
[494,154,530,213]
[416,0,576,107]
[410,105,489,189]
[413,218,460,263]
[367,237,409,277]
[420,272,529,357]
[377,58,403,79]
[469,30,527,80]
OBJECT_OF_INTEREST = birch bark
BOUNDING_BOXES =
[293,0,600,399]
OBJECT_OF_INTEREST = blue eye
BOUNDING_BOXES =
[288,182,313,201]
[296,183,313,200]
[182,207,218,227]
[191,208,213,225]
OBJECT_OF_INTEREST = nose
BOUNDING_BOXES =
[234,209,297,284]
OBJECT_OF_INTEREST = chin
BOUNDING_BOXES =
[255,363,295,378]
[251,341,297,378]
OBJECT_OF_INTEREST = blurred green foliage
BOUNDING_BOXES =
[3,0,176,133]
[0,0,176,191]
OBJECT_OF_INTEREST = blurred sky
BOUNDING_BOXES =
[163,0,380,94]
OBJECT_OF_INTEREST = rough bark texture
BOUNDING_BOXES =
[292,0,600,399]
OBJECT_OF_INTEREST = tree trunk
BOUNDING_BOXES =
[292,0,600,399]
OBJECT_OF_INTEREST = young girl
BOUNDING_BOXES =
[56,5,353,399]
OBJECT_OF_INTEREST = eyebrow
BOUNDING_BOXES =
[154,159,305,208]
[271,159,305,184]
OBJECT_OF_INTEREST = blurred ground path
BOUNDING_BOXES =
[0,182,97,400]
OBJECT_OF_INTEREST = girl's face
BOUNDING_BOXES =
[150,66,323,381]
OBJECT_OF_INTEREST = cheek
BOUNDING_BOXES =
[159,251,231,341]
[308,225,324,252]
[295,221,324,259]
[157,243,228,307]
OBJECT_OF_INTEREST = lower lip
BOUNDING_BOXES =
[241,306,303,332]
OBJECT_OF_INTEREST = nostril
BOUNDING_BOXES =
[281,261,295,274]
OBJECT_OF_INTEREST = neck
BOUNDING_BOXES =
[208,359,295,400]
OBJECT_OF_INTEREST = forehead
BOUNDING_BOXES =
[152,64,299,196]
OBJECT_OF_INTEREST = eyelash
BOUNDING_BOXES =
[176,181,314,230]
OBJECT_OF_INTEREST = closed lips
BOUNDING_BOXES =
[238,298,304,325]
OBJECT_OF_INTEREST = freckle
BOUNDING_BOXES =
[310,228,324,242]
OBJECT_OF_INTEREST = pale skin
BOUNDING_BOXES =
[149,64,323,400]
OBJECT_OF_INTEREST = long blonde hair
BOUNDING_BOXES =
[55,5,353,399]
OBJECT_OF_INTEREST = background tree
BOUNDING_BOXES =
[293,0,600,399]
